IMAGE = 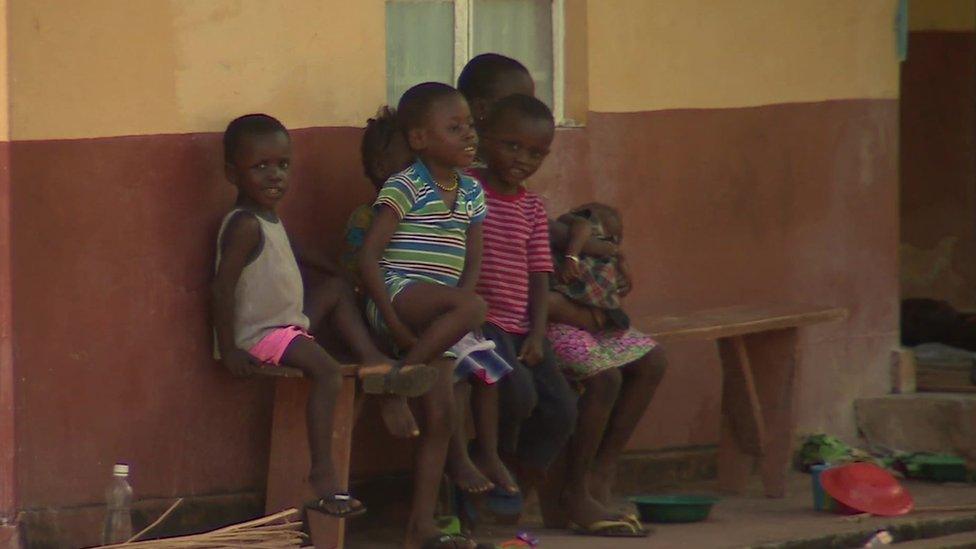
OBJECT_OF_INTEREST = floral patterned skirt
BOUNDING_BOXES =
[547,322,657,380]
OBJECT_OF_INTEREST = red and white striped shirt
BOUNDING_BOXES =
[474,173,554,334]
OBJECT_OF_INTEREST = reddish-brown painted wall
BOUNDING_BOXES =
[0,140,15,524]
[10,99,898,516]
[900,31,976,307]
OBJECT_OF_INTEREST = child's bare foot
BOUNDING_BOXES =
[448,456,494,494]
[379,395,420,438]
[473,453,520,494]
[560,487,618,529]
[357,360,395,378]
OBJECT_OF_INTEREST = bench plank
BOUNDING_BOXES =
[255,364,359,378]
[639,303,848,341]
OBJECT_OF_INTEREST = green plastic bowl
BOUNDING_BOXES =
[629,495,719,523]
[913,455,968,482]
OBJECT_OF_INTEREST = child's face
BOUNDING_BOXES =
[481,113,554,187]
[226,130,292,210]
[473,71,535,123]
[603,213,623,243]
[410,94,478,169]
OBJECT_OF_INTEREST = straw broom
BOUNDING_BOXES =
[92,508,307,549]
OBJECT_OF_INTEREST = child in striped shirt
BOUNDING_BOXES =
[358,82,489,549]
[472,94,578,505]
[352,107,514,501]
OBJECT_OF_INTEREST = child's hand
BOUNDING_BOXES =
[518,334,546,367]
[389,320,419,352]
[559,254,582,283]
[222,348,260,377]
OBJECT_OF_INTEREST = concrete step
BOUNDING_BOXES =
[894,529,976,547]
[855,393,976,459]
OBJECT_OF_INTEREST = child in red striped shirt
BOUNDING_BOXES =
[472,94,578,503]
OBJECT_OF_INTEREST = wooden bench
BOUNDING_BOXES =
[257,363,360,549]
[637,303,848,498]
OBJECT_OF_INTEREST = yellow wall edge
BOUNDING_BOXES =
[910,0,975,31]
[8,0,386,141]
[0,0,8,142]
[6,0,913,138]
[587,0,901,113]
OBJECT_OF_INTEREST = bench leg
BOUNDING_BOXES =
[717,335,765,494]
[266,376,357,548]
[745,328,799,498]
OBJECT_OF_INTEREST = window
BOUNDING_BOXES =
[385,0,564,122]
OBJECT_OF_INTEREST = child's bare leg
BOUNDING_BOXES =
[306,277,419,438]
[591,347,667,505]
[471,382,519,494]
[562,368,622,527]
[548,292,603,332]
[305,276,394,375]
[447,380,493,493]
[393,284,487,365]
[406,358,475,549]
[279,337,362,514]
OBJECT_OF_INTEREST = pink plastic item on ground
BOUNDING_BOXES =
[820,463,914,517]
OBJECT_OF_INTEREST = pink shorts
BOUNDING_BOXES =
[248,326,313,365]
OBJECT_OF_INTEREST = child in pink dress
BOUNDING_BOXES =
[544,203,668,535]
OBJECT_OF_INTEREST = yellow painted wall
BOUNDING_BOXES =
[4,0,911,138]
[8,0,386,141]
[910,0,975,30]
[0,0,8,141]
[587,0,901,113]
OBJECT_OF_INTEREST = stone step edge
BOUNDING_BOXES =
[752,514,976,548]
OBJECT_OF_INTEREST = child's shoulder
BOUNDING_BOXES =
[382,164,426,192]
[219,208,261,233]
[459,171,484,194]
[519,188,548,209]
[216,208,264,252]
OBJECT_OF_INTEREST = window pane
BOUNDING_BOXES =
[386,1,456,106]
[472,0,554,107]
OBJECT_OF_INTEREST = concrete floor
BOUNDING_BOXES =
[344,472,976,548]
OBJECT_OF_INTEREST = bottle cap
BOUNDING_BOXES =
[113,463,129,476]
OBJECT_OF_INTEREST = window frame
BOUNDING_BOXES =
[389,0,567,124]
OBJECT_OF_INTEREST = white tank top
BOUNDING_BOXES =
[214,209,309,356]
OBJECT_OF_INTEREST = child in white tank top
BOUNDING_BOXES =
[211,114,437,518]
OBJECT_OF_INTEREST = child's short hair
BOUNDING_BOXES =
[577,202,623,238]
[223,114,288,164]
[483,93,554,130]
[457,53,531,102]
[361,106,400,182]
[397,82,462,133]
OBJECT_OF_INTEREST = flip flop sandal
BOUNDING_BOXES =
[485,486,524,524]
[619,513,653,533]
[498,532,540,548]
[361,363,439,397]
[304,492,367,519]
[570,518,650,537]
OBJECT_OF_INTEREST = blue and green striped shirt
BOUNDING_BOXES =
[374,159,487,287]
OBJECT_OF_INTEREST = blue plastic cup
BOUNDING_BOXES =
[810,464,836,511]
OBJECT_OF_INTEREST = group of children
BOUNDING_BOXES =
[212,53,668,549]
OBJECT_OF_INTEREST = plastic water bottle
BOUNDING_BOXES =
[101,463,133,544]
